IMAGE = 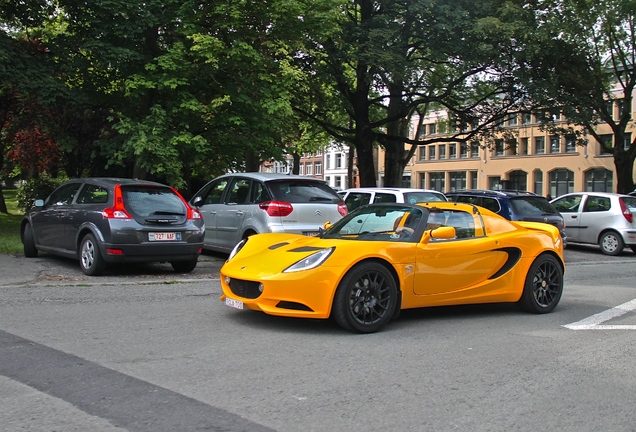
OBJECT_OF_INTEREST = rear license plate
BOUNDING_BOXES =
[149,232,181,241]
[225,297,244,310]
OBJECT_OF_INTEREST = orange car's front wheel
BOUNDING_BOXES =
[332,262,398,333]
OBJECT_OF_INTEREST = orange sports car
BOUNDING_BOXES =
[220,202,565,333]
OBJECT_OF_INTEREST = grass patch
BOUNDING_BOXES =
[0,189,23,255]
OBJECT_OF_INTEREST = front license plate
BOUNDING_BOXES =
[225,297,244,310]
[149,232,181,241]
[303,231,319,236]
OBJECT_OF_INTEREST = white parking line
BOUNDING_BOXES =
[563,298,636,330]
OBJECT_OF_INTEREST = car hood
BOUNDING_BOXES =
[222,232,415,277]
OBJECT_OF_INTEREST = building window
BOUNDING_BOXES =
[565,135,577,153]
[549,169,575,197]
[438,145,446,160]
[335,153,342,169]
[449,143,457,159]
[428,123,436,135]
[470,171,478,189]
[460,142,468,158]
[604,100,614,121]
[315,162,322,175]
[306,162,313,176]
[522,112,532,124]
[419,146,426,161]
[298,164,304,175]
[508,113,518,126]
[315,148,323,156]
[325,176,330,185]
[585,169,613,192]
[334,176,342,189]
[508,170,527,191]
[598,134,613,155]
[470,142,480,158]
[326,154,331,169]
[534,170,543,195]
[495,139,504,156]
[518,138,528,155]
[429,145,436,160]
[489,177,501,190]
[624,133,632,151]
[449,171,467,192]
[550,135,561,153]
[535,136,545,154]
[429,172,445,192]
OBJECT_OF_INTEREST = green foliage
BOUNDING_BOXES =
[16,174,66,212]
[0,189,23,254]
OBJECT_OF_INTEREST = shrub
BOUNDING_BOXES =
[17,175,66,212]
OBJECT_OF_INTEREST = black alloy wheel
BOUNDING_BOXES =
[332,262,397,333]
[517,254,563,313]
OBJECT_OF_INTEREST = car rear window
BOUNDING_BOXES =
[122,186,186,217]
[509,197,560,216]
[622,196,636,210]
[404,191,446,203]
[268,181,341,203]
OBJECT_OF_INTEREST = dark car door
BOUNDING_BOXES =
[31,182,82,251]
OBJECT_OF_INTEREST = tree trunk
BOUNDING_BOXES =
[244,149,261,172]
[0,188,8,214]
[613,149,635,194]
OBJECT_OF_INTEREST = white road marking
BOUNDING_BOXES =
[563,298,636,330]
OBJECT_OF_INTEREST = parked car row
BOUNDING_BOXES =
[20,176,636,277]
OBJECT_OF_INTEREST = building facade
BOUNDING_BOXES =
[377,104,635,197]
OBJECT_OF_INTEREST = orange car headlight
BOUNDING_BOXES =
[283,247,335,273]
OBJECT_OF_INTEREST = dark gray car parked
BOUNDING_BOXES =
[20,178,205,276]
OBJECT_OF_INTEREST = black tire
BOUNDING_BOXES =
[631,245,636,254]
[79,234,106,276]
[517,254,563,314]
[171,259,198,273]
[23,224,38,258]
[599,231,624,256]
[332,262,398,333]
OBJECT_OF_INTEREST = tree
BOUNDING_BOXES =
[292,0,530,187]
[518,0,636,194]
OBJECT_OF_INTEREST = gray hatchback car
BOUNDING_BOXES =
[190,172,347,253]
[550,192,636,255]
[20,178,205,275]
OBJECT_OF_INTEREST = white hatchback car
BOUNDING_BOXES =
[338,187,447,212]
[550,192,636,255]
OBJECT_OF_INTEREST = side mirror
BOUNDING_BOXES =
[191,196,203,207]
[431,226,456,240]
[34,199,44,207]
[323,221,332,230]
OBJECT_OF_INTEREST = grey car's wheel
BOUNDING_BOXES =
[80,234,106,276]
[599,231,624,256]
[517,254,563,314]
[171,259,198,273]
[23,224,38,258]
[332,262,397,333]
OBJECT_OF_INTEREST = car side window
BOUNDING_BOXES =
[251,181,270,203]
[345,193,371,211]
[481,198,501,213]
[552,195,582,213]
[76,184,109,204]
[445,211,478,239]
[454,195,480,206]
[583,196,611,212]
[226,179,251,204]
[374,193,397,203]
[202,179,229,205]
[46,183,81,206]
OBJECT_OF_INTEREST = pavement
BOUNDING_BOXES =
[0,252,226,287]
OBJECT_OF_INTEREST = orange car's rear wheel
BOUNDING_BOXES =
[332,262,397,333]
[517,254,563,313]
